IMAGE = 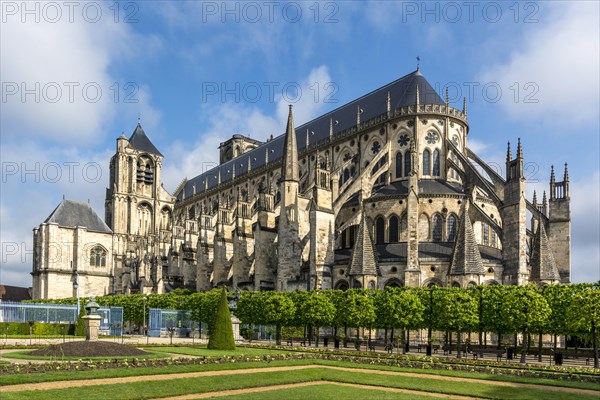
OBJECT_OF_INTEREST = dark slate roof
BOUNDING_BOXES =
[530,222,560,281]
[370,179,464,200]
[178,70,444,201]
[335,242,500,264]
[449,204,484,275]
[0,285,31,301]
[44,199,112,233]
[129,123,163,157]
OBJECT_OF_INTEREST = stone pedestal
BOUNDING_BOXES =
[231,314,241,340]
[83,314,101,341]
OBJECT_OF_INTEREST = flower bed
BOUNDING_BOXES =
[2,351,599,384]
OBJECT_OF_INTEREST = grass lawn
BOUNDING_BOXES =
[2,363,598,400]
[215,383,443,400]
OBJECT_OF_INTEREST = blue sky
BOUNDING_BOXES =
[1,1,599,287]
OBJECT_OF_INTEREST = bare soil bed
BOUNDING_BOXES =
[29,341,149,357]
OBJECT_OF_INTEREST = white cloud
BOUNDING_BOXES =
[480,1,600,125]
[570,171,600,283]
[162,66,334,192]
[0,4,162,144]
[0,141,112,287]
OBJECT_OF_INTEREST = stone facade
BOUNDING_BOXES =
[32,70,571,299]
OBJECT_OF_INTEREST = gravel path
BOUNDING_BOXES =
[3,364,598,397]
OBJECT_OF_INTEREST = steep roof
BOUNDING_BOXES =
[449,201,484,275]
[281,105,299,182]
[348,205,379,276]
[44,199,112,233]
[178,69,445,201]
[129,123,163,157]
[530,221,560,282]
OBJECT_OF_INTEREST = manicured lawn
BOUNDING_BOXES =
[2,365,597,400]
[216,383,441,399]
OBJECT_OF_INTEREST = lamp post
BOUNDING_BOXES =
[73,273,80,318]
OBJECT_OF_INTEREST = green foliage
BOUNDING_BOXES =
[500,285,551,334]
[262,291,296,345]
[433,287,479,333]
[298,291,335,329]
[374,287,424,330]
[343,289,376,330]
[74,304,86,336]
[207,287,236,350]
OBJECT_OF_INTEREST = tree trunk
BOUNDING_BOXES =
[457,330,462,358]
[308,324,313,346]
[390,328,394,343]
[384,327,388,344]
[538,332,543,362]
[553,334,557,353]
[276,324,282,345]
[315,326,319,347]
[405,329,410,353]
[527,333,531,352]
[520,328,528,363]
[592,321,599,369]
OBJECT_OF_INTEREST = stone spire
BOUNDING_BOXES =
[532,190,538,207]
[281,105,299,182]
[348,203,378,277]
[449,200,484,275]
[445,87,449,108]
[516,138,523,159]
[550,165,555,200]
[542,190,548,215]
[530,221,560,283]
[506,142,512,163]
[564,163,570,197]
[415,84,420,106]
[387,91,391,114]
[462,97,467,117]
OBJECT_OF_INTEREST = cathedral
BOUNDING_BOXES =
[31,70,571,299]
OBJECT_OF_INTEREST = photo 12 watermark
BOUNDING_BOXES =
[198,1,339,24]
[201,80,339,104]
[1,1,140,23]
[2,81,140,104]
[398,1,539,24]
[2,162,103,184]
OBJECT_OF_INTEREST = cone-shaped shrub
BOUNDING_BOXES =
[207,287,236,350]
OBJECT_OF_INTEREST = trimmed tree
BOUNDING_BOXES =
[434,287,479,358]
[501,285,551,363]
[298,291,335,347]
[207,287,236,350]
[262,291,296,345]
[567,286,600,368]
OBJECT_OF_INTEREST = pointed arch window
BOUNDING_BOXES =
[447,214,457,242]
[482,223,490,246]
[423,149,431,176]
[432,214,443,242]
[433,149,440,176]
[349,225,356,248]
[90,246,107,267]
[395,152,403,178]
[389,216,399,243]
[375,216,385,245]
[404,151,411,177]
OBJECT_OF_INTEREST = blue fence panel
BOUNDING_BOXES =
[0,302,123,336]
